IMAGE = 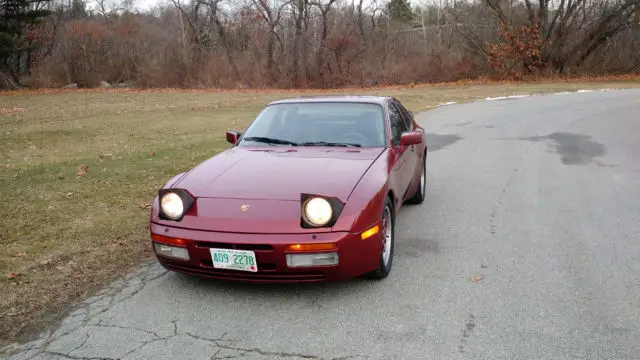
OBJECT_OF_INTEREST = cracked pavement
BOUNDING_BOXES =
[4,89,640,360]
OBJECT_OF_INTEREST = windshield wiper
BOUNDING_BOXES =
[300,141,362,147]
[242,136,298,146]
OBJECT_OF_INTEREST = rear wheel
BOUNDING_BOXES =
[406,152,426,204]
[367,196,395,279]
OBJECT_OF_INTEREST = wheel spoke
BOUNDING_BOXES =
[382,206,392,265]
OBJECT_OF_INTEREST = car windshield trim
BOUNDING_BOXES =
[299,141,362,147]
[241,136,299,146]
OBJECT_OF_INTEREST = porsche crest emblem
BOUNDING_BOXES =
[240,204,250,212]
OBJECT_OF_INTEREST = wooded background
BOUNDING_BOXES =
[2,0,639,89]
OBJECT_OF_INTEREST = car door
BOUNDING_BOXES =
[387,100,413,202]
[392,100,420,196]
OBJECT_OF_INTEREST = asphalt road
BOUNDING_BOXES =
[7,89,640,360]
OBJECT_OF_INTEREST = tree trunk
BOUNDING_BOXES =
[315,10,329,87]
[213,14,242,83]
[292,0,306,87]
[0,71,21,89]
[267,30,275,83]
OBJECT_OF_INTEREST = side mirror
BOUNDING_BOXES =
[226,130,241,145]
[400,131,423,146]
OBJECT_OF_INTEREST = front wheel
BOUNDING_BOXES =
[406,152,426,205]
[366,196,395,279]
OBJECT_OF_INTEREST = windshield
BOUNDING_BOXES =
[237,102,387,148]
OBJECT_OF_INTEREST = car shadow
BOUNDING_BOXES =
[168,269,381,297]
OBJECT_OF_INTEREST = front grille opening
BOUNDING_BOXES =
[201,259,277,271]
[168,264,326,282]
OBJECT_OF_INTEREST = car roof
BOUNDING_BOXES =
[267,95,391,106]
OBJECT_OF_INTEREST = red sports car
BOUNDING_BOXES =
[149,96,427,282]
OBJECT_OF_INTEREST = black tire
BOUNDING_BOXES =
[366,196,395,280]
[406,152,426,205]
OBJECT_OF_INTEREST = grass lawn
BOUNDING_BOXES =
[1,78,640,347]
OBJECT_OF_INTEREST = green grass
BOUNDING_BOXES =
[2,78,640,347]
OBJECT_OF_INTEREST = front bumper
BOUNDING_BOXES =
[150,222,382,283]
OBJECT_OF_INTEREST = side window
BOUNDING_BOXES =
[394,100,413,130]
[388,102,409,145]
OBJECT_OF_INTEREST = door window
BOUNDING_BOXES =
[394,101,413,130]
[388,102,409,146]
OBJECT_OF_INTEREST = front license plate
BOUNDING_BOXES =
[209,248,258,272]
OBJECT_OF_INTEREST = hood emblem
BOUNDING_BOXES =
[240,204,250,212]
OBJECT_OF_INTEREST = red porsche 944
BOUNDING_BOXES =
[149,96,427,282]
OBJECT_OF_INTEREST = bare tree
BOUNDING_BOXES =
[481,0,640,73]
[170,0,242,82]
[251,0,289,81]
[309,0,338,86]
[17,0,640,88]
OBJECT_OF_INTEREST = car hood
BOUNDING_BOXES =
[172,146,384,202]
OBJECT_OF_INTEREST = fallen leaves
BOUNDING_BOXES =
[112,237,127,246]
[0,107,26,115]
[76,165,89,176]
[98,153,114,163]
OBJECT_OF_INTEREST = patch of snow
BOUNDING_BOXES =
[439,88,622,109]
[554,88,618,95]
[485,94,531,101]
[437,101,457,107]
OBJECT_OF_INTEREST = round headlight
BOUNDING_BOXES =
[303,197,333,226]
[160,192,184,219]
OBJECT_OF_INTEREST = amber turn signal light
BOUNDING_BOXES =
[286,243,337,252]
[360,225,380,240]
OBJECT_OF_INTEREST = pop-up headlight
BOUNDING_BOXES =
[158,188,195,221]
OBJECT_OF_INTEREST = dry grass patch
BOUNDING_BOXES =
[1,78,640,349]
